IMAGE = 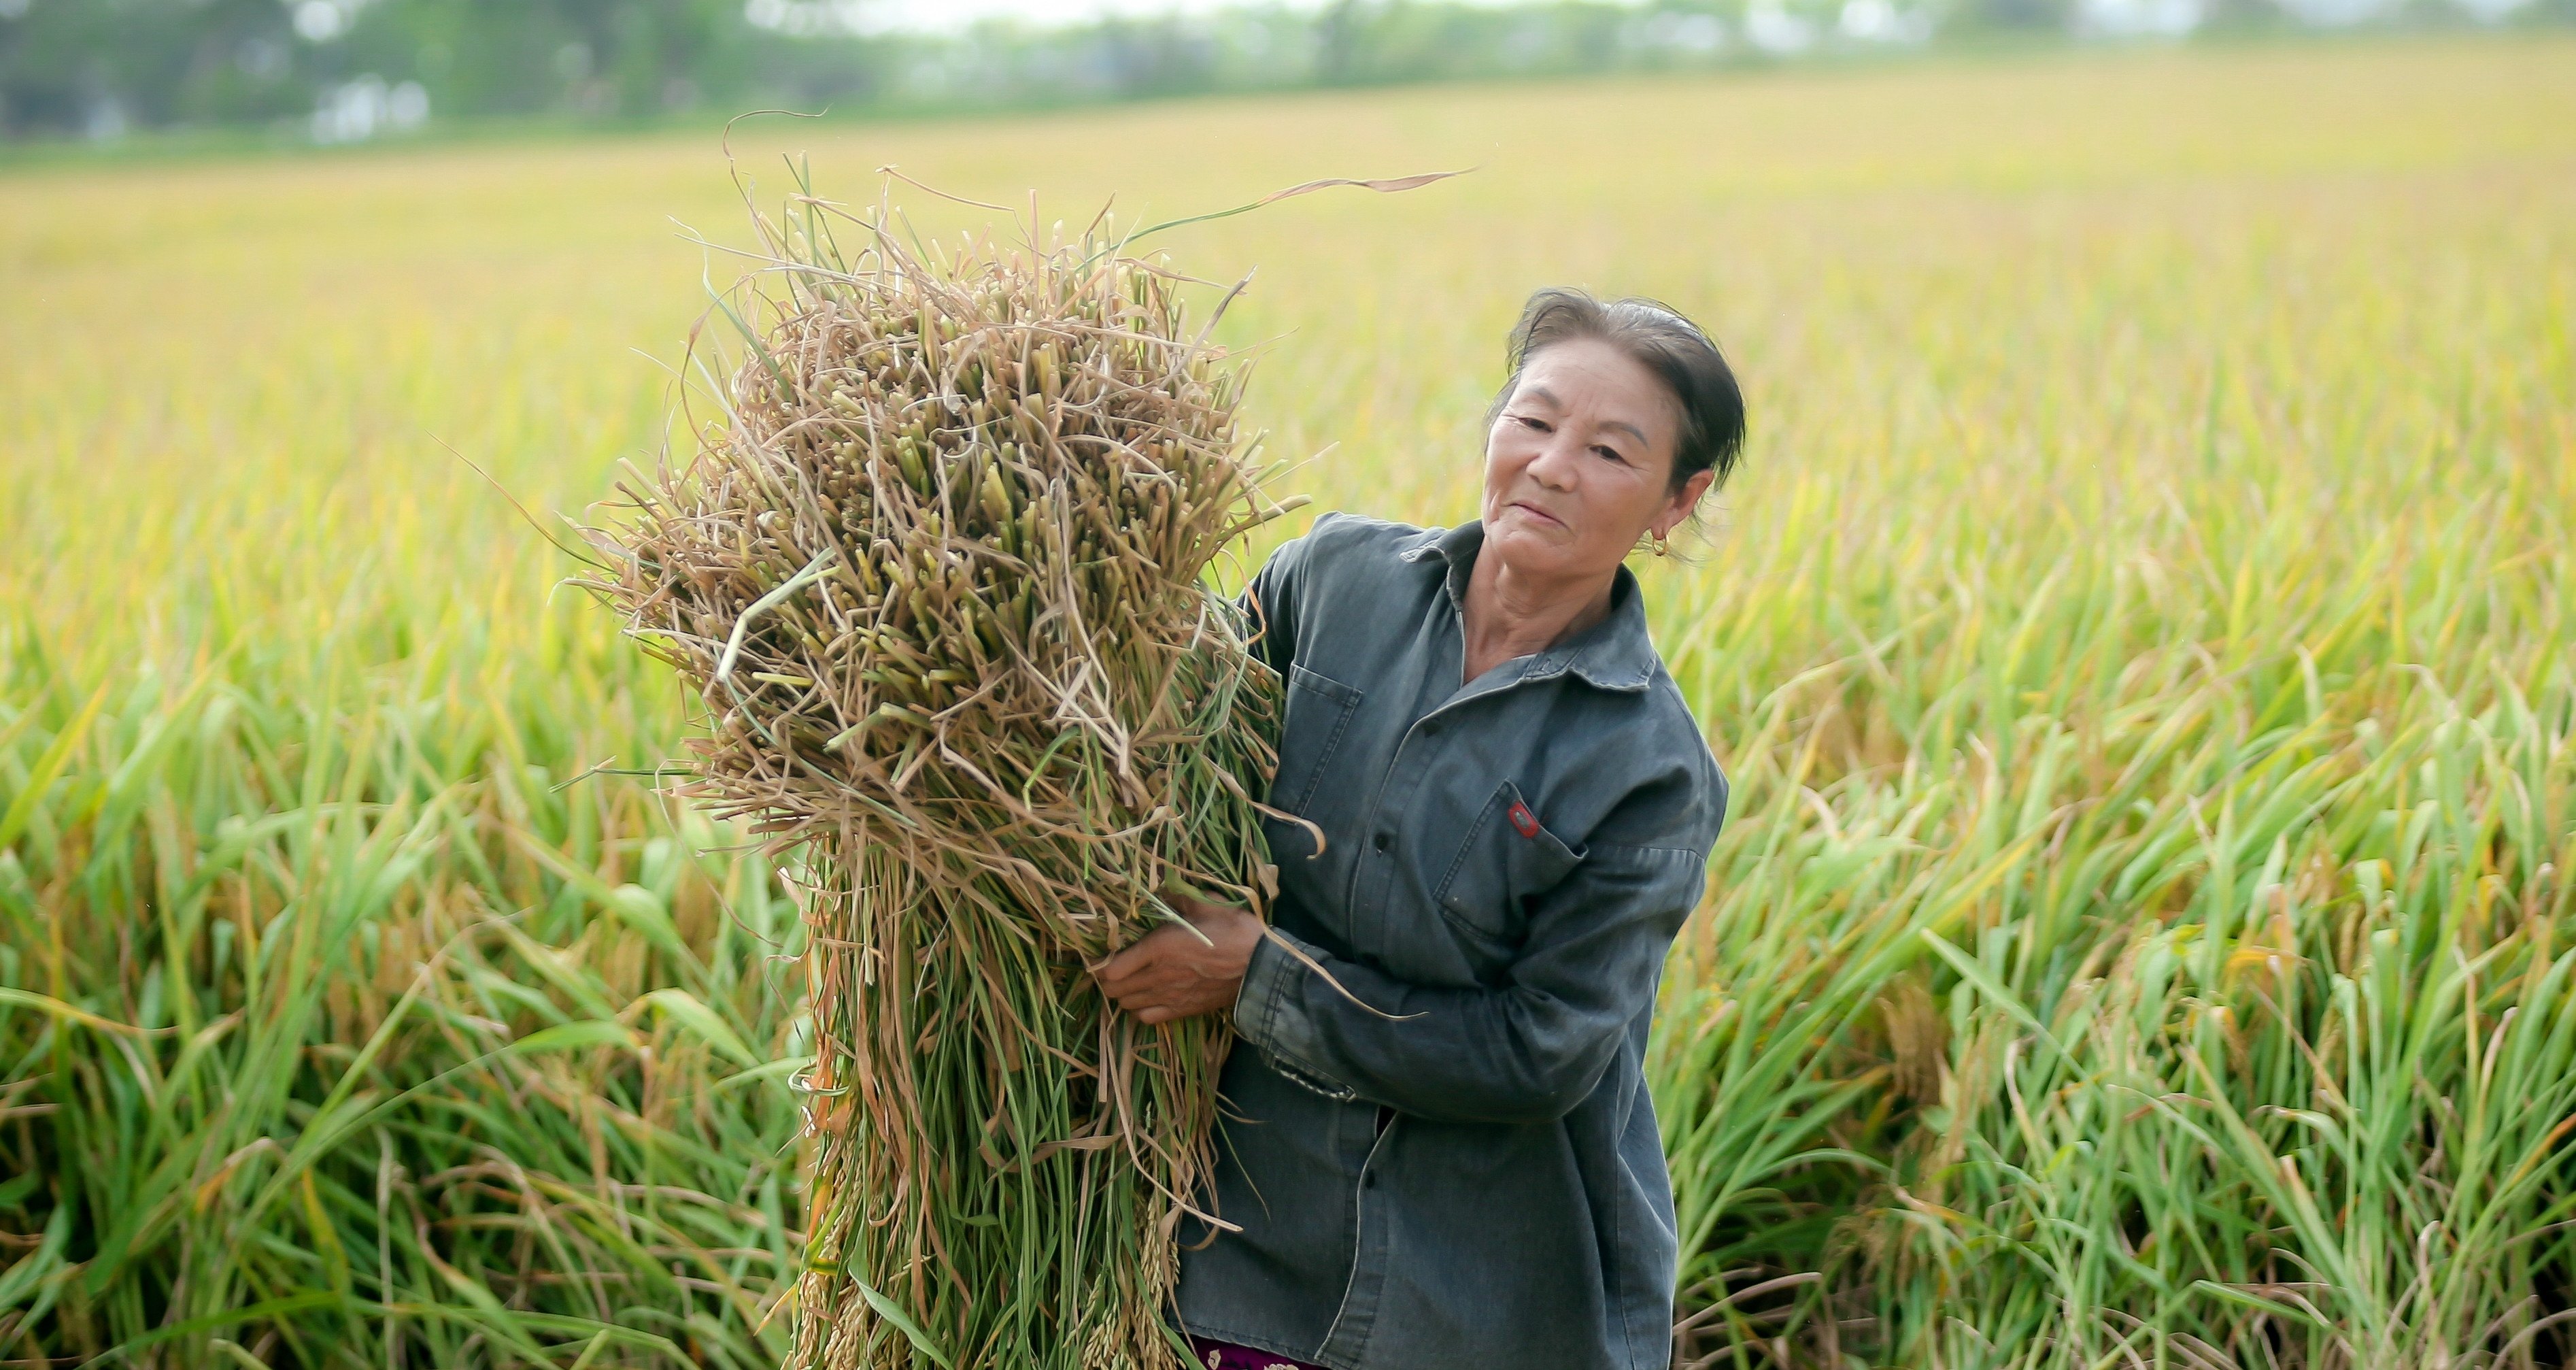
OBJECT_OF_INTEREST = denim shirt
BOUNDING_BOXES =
[1176,514,1729,1370]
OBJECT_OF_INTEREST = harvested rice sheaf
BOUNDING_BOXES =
[588,184,1298,1369]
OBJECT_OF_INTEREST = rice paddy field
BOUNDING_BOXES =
[3,33,2573,1370]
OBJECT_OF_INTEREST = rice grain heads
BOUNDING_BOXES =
[586,180,1295,1370]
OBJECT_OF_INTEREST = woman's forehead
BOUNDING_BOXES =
[1517,342,1678,437]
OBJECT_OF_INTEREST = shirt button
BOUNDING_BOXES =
[1372,832,1391,852]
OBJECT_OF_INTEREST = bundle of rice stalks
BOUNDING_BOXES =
[585,173,1304,1369]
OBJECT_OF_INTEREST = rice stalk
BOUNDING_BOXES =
[583,172,1295,1370]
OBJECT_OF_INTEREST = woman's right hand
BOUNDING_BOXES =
[1092,893,1264,1026]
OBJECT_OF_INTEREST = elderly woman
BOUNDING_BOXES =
[1096,287,1745,1370]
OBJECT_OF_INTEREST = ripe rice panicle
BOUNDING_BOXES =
[585,167,1302,1370]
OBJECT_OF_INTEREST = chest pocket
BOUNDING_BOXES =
[1271,663,1362,822]
[1432,780,1587,956]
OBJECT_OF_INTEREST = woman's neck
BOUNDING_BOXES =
[1459,549,1615,685]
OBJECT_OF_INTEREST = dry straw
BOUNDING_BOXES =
[584,160,1445,1368]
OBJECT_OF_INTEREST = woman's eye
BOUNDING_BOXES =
[1517,416,1549,431]
[1593,446,1628,464]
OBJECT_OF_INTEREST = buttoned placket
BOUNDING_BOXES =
[1320,561,1589,1368]
[1344,664,1546,932]
[1334,529,1650,1012]
[1323,669,1586,1370]
[1316,1101,1402,1362]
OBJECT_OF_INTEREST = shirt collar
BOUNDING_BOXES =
[1398,519,1661,693]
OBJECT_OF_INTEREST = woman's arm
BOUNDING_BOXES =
[1234,834,1708,1125]
[1098,778,1716,1126]
[1103,515,1715,1123]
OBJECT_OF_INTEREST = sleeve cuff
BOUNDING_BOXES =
[1233,927,1304,1052]
[1234,927,1359,1103]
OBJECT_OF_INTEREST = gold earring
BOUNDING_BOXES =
[1650,530,1670,558]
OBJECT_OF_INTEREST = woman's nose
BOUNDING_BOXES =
[1527,437,1582,489]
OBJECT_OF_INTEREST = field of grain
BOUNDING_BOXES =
[3,35,2573,1369]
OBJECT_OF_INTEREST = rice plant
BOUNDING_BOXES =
[0,614,809,1365]
[585,175,1294,1369]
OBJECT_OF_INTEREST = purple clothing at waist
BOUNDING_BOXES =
[1190,1336,1327,1370]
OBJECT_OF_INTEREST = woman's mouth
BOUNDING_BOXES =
[1508,499,1567,531]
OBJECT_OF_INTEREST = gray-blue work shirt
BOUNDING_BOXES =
[1175,514,1729,1370]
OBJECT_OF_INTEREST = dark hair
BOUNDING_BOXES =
[1490,287,1746,495]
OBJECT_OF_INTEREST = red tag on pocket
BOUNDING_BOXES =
[1507,801,1541,839]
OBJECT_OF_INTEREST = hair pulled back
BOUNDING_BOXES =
[1494,288,1746,496]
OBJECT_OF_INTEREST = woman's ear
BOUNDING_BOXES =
[1654,468,1716,539]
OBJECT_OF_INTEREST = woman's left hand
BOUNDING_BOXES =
[1093,893,1264,1025]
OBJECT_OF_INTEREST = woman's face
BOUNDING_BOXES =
[1480,337,1712,586]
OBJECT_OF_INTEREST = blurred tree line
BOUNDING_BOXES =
[3,0,2564,142]
[0,0,855,137]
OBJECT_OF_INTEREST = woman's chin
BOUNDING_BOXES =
[1485,522,1589,579]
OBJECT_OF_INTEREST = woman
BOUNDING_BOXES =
[1096,288,1744,1370]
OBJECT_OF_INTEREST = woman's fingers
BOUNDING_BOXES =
[1094,925,1178,986]
[1119,988,1211,1024]
[1102,965,1180,1003]
[1101,967,1217,1018]
[1096,928,1184,990]
[1093,945,1153,992]
[1093,915,1253,1022]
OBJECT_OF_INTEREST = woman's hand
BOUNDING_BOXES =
[1094,892,1264,1026]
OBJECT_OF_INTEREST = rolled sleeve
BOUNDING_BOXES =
[1234,927,1364,1103]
